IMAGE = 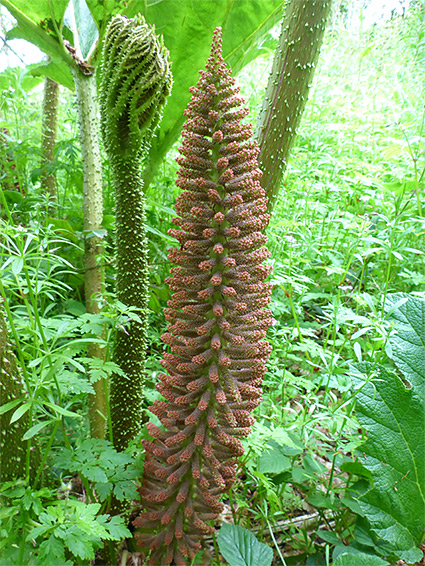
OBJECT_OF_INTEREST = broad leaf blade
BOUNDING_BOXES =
[385,292,425,389]
[217,523,273,566]
[333,552,388,566]
[351,294,425,562]
[6,23,64,64]
[259,443,291,474]
[136,0,284,181]
[352,363,425,559]
[69,0,99,60]
[86,0,130,31]
[29,60,75,90]
[3,0,74,87]
[2,0,68,27]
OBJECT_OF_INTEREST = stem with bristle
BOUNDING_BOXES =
[100,15,172,452]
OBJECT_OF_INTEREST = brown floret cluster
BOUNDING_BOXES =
[134,27,273,565]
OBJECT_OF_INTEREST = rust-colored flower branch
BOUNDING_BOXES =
[134,27,273,565]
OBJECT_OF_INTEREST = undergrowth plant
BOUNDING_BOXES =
[347,294,425,565]
[0,197,134,564]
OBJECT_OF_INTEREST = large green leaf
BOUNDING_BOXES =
[351,294,425,563]
[217,523,273,566]
[384,293,425,389]
[5,17,64,64]
[1,0,74,87]
[333,551,388,566]
[69,0,99,60]
[132,0,284,186]
[29,60,75,90]
[2,0,68,27]
[3,0,283,123]
[86,0,130,36]
[259,440,291,474]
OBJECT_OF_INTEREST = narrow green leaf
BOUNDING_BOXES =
[11,256,23,275]
[43,402,82,419]
[22,420,54,441]
[10,402,31,423]
[0,398,22,415]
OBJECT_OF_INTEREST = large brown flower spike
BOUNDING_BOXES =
[134,27,273,565]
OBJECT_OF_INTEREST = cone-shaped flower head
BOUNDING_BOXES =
[134,27,273,565]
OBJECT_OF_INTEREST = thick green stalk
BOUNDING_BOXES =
[109,157,149,451]
[0,310,41,483]
[255,0,332,209]
[1,0,107,441]
[71,68,107,439]
[100,15,172,451]
[41,77,59,202]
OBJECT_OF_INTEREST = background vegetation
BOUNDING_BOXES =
[0,1,424,565]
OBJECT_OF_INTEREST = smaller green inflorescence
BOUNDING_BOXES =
[100,15,172,451]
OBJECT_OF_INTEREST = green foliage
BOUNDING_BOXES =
[333,552,388,566]
[29,501,129,562]
[0,480,130,565]
[2,0,284,191]
[217,523,273,566]
[2,0,73,84]
[68,0,99,60]
[0,309,41,483]
[53,438,138,503]
[100,14,172,157]
[1,2,425,564]
[3,0,67,29]
[384,294,425,388]
[213,8,425,563]
[0,66,43,97]
[351,294,425,564]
